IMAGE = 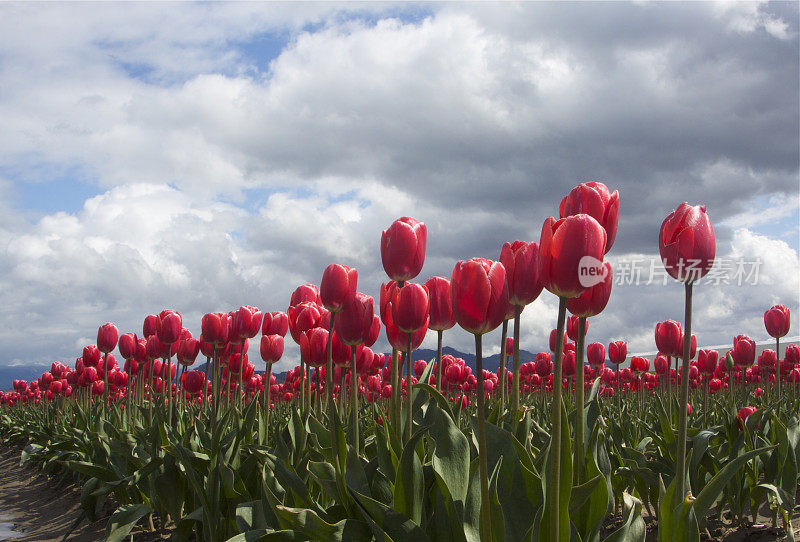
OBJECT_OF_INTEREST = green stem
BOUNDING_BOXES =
[676,281,693,501]
[262,362,272,445]
[549,297,568,540]
[475,333,492,542]
[390,349,400,441]
[776,336,780,416]
[574,316,586,484]
[102,353,109,421]
[499,319,508,414]
[350,345,359,451]
[436,330,443,392]
[405,333,413,443]
[512,305,522,419]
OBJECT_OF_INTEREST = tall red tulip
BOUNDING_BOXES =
[118,333,138,360]
[733,335,756,367]
[381,216,427,283]
[764,305,790,338]
[697,349,718,375]
[425,277,455,331]
[335,293,376,346]
[202,313,230,346]
[567,261,613,318]
[320,264,357,313]
[157,310,182,345]
[143,314,160,339]
[260,334,284,364]
[539,214,607,299]
[177,338,200,366]
[290,284,321,307]
[231,306,263,342]
[97,323,119,354]
[262,311,289,337]
[450,257,510,539]
[560,181,619,253]
[608,341,627,367]
[659,203,716,283]
[390,283,428,334]
[655,320,683,358]
[587,342,605,368]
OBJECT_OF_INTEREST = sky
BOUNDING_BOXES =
[0,1,798,374]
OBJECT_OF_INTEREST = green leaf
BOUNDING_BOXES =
[349,487,431,542]
[274,506,371,542]
[393,425,428,525]
[104,503,152,542]
[423,400,470,506]
[603,493,645,542]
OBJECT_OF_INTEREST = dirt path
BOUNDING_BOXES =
[0,446,171,542]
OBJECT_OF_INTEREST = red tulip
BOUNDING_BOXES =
[424,276,456,331]
[287,302,324,344]
[262,311,289,337]
[182,370,206,395]
[336,293,376,345]
[587,342,605,368]
[786,344,800,364]
[361,315,380,348]
[384,308,428,352]
[231,306,263,341]
[505,337,514,357]
[82,345,101,368]
[567,261,613,318]
[157,310,182,345]
[143,314,160,339]
[757,349,777,369]
[697,349,718,375]
[177,338,200,366]
[259,334,283,364]
[290,284,321,307]
[118,333,138,360]
[559,182,620,253]
[499,240,543,306]
[608,341,627,366]
[631,356,649,374]
[738,406,757,429]
[566,315,587,341]
[733,335,756,367]
[655,320,683,358]
[96,323,119,354]
[650,355,667,376]
[562,350,576,377]
[381,216,427,283]
[320,264,358,313]
[709,378,722,392]
[764,304,790,338]
[414,360,428,378]
[202,313,230,346]
[539,214,607,299]
[658,203,716,283]
[451,258,510,335]
[390,282,429,334]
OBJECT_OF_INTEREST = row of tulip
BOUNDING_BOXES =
[0,182,797,542]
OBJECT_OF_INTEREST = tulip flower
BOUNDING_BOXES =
[560,181,619,253]
[381,216,427,284]
[320,264,357,314]
[231,306,263,342]
[733,335,756,368]
[655,320,683,358]
[500,240,544,414]
[654,354,669,375]
[118,333,138,361]
[177,338,200,366]
[587,343,605,368]
[335,292,376,447]
[290,284,321,307]
[157,310,182,345]
[659,203,716,283]
[262,311,289,337]
[658,202,715,507]
[764,304,790,403]
[697,349,718,375]
[182,370,206,396]
[97,323,119,354]
[425,276,456,392]
[786,343,800,365]
[538,211,607,539]
[451,257,510,540]
[608,341,627,368]
[631,356,649,374]
[143,314,160,339]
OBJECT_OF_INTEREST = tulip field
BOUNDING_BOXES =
[1,184,799,541]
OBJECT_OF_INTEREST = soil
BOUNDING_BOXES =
[0,446,170,541]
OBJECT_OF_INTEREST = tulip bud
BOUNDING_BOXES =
[381,217,427,283]
[97,323,119,354]
[425,276,456,331]
[560,182,619,253]
[451,258,510,335]
[658,202,716,283]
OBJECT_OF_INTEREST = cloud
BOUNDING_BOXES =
[0,2,797,373]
